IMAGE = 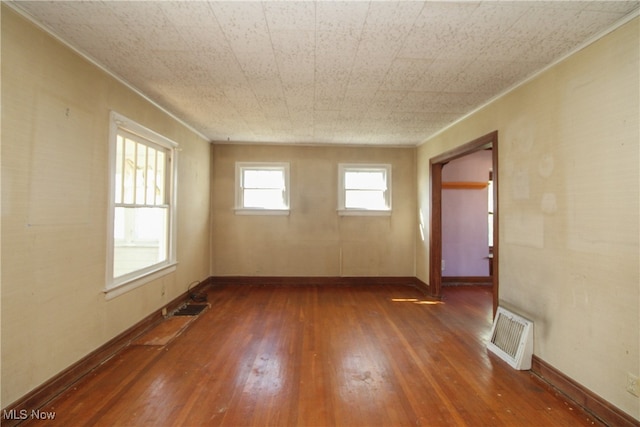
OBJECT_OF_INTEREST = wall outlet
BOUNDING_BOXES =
[161,307,167,317]
[441,260,445,271]
[627,373,639,397]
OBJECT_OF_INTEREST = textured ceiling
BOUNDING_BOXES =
[9,1,640,146]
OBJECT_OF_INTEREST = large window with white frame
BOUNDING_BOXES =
[338,163,392,215]
[235,162,290,214]
[106,112,178,295]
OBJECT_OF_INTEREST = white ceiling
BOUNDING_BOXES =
[9,1,640,146]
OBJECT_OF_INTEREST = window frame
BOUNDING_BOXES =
[235,162,290,215]
[105,111,178,299]
[338,163,392,216]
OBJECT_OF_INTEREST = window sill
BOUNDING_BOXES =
[104,263,177,300]
[338,209,392,216]
[235,208,290,216]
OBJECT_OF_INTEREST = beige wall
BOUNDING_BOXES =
[1,7,211,407]
[211,144,416,277]
[417,18,639,420]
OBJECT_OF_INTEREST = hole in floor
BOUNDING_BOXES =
[173,304,208,316]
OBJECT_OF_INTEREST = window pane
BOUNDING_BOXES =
[123,138,136,204]
[488,180,493,247]
[488,213,494,247]
[488,180,494,214]
[243,189,286,209]
[146,147,157,205]
[114,206,125,240]
[115,136,124,203]
[345,171,386,190]
[135,144,148,205]
[135,207,167,241]
[113,206,168,278]
[156,151,166,204]
[345,190,386,209]
[243,169,285,189]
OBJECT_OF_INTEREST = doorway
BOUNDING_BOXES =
[429,131,499,314]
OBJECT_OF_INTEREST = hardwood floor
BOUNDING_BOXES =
[25,284,603,426]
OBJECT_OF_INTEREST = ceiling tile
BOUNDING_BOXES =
[263,1,315,31]
[315,1,370,33]
[380,58,434,91]
[399,91,491,114]
[316,30,360,59]
[10,0,639,146]
[210,2,272,53]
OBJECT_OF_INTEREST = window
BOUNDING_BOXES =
[338,164,392,215]
[235,162,290,214]
[106,112,177,296]
[488,170,494,247]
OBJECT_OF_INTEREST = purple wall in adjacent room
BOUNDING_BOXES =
[441,150,493,277]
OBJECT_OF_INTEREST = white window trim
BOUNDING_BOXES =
[338,163,392,216]
[105,111,179,298]
[235,162,290,215]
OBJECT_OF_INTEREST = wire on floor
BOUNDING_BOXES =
[187,280,208,303]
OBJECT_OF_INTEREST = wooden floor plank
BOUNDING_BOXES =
[132,316,197,346]
[25,284,603,426]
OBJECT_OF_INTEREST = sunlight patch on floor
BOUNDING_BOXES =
[391,298,444,305]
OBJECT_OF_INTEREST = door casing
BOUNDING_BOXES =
[429,131,499,315]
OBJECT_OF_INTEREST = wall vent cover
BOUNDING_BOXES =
[487,307,533,370]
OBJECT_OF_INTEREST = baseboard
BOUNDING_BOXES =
[531,356,640,427]
[1,278,212,427]
[210,275,417,287]
[442,276,492,285]
[211,276,435,298]
[412,276,431,296]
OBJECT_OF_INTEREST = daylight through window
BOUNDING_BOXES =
[107,112,177,292]
[236,162,290,213]
[339,164,392,214]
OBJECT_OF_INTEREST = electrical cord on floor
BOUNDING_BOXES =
[187,280,208,303]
